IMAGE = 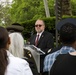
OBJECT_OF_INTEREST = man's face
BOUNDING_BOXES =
[35,20,45,33]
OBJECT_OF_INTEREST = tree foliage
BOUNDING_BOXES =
[0,2,12,26]
[9,0,55,23]
[0,0,76,26]
[71,0,76,15]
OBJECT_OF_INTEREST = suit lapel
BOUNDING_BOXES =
[33,34,36,45]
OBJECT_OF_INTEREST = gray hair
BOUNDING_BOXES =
[9,32,24,58]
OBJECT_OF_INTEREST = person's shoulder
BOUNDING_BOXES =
[51,45,63,53]
[9,56,29,65]
[56,54,67,59]
[7,56,29,73]
[43,31,53,36]
[44,31,51,34]
[7,56,33,75]
[7,51,27,64]
[45,51,59,60]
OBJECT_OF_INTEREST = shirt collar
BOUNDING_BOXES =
[37,31,44,37]
[59,46,75,54]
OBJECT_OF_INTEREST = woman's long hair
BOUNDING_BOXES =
[0,27,8,75]
[9,33,24,58]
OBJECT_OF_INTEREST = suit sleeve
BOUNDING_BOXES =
[21,60,33,75]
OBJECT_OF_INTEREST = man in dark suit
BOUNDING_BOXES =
[30,19,54,53]
[29,19,54,74]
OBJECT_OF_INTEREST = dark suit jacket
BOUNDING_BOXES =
[30,31,54,53]
[30,31,54,73]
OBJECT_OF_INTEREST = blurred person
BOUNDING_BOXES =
[43,18,76,75]
[50,18,76,75]
[50,53,76,75]
[0,26,33,75]
[6,23,32,58]
[9,32,38,75]
[29,19,54,53]
[6,23,38,75]
[29,19,54,73]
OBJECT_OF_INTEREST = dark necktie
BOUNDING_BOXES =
[35,34,39,46]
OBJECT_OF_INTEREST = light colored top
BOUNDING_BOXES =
[5,51,33,75]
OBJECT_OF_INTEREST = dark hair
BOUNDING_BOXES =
[60,23,76,44]
[0,26,8,75]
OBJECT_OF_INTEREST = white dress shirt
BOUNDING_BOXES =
[37,31,43,39]
[5,51,33,75]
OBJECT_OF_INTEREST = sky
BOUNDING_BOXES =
[0,0,12,5]
[0,0,12,2]
[0,0,12,3]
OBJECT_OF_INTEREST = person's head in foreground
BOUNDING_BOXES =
[0,26,10,75]
[9,32,24,58]
[0,26,33,75]
[57,18,76,48]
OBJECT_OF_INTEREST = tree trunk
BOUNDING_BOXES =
[62,0,72,16]
[43,0,50,17]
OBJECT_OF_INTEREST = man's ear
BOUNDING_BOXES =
[8,37,11,45]
[6,37,11,50]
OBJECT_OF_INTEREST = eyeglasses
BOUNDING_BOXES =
[35,24,42,27]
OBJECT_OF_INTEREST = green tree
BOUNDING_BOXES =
[9,0,44,23]
[0,4,3,26]
[71,0,76,15]
[0,1,12,27]
[48,0,55,16]
[5,0,76,24]
[9,0,55,23]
